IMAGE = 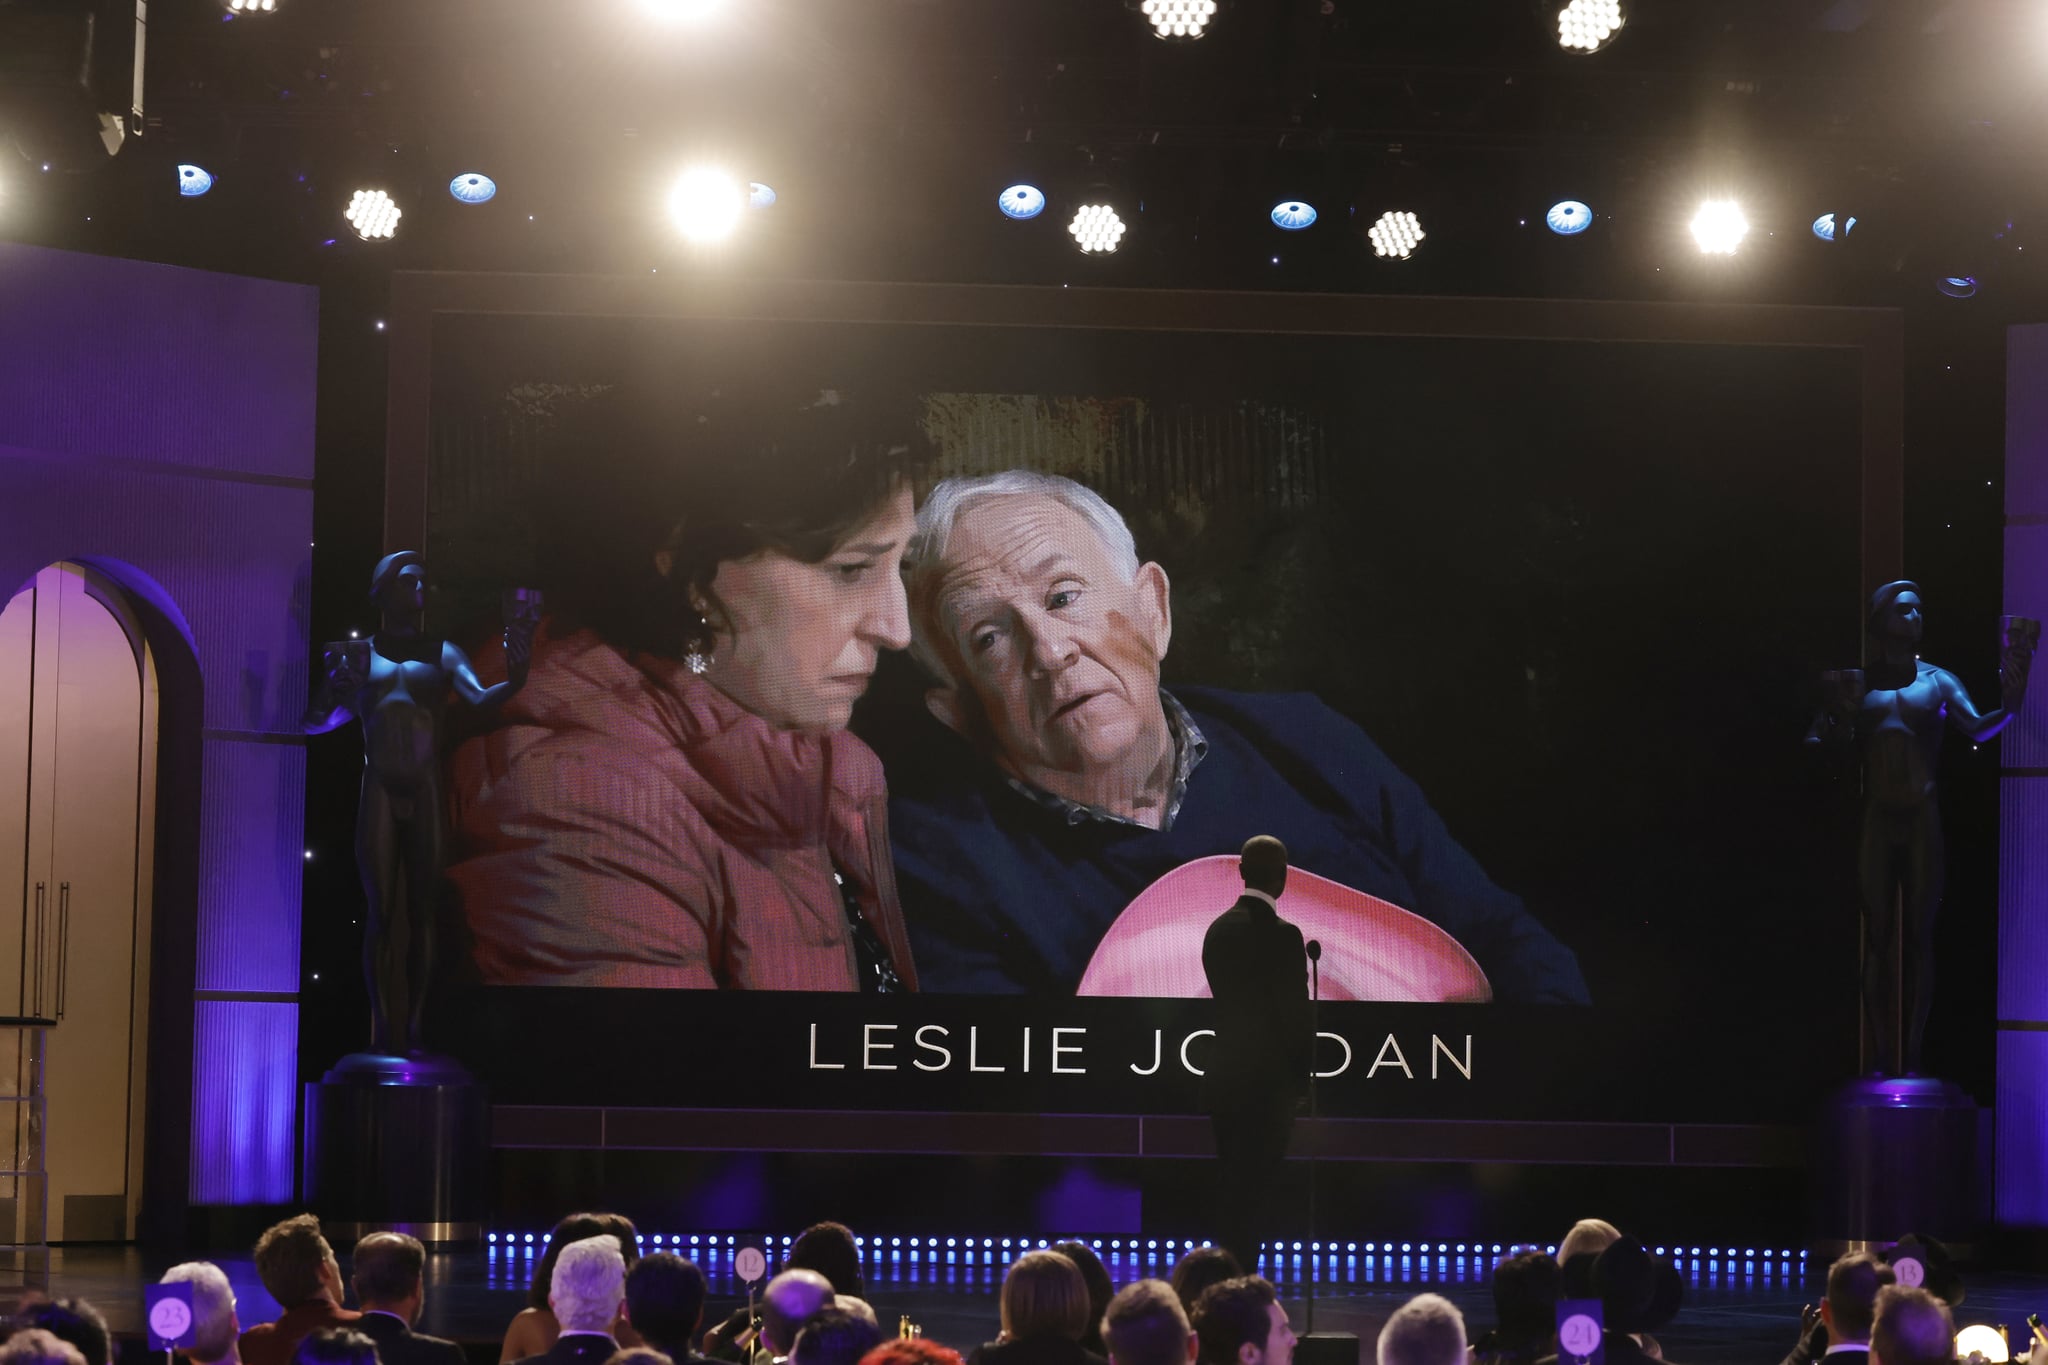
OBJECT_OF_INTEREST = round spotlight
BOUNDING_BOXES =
[344,189,401,241]
[177,164,214,198]
[1557,0,1623,52]
[668,167,745,243]
[1068,203,1127,254]
[1271,200,1317,231]
[1955,1327,2009,1365]
[1366,210,1425,260]
[748,182,777,210]
[1936,275,1979,299]
[998,184,1047,221]
[1545,200,1592,235]
[1811,213,1856,242]
[226,0,277,11]
[1690,199,1749,255]
[449,173,497,205]
[1140,0,1218,38]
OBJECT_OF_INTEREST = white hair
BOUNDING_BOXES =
[906,471,1141,681]
[551,1234,627,1333]
[1377,1294,1467,1365]
[161,1262,239,1364]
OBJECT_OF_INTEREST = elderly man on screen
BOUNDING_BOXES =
[887,470,1588,1002]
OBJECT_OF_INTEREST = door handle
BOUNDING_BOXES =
[28,883,44,1019]
[54,884,68,1022]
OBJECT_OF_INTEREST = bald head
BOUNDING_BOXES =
[1240,836,1288,897]
[762,1269,836,1355]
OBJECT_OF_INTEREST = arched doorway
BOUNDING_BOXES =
[0,563,160,1241]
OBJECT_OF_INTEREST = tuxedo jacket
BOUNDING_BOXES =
[354,1312,468,1365]
[513,1332,622,1365]
[1201,893,1314,1102]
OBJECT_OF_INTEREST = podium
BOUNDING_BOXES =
[302,1052,489,1245]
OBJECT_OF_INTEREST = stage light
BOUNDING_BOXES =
[1366,210,1425,260]
[1955,1327,2009,1364]
[998,184,1047,221]
[1936,274,1979,298]
[1556,0,1623,53]
[668,166,745,243]
[449,173,497,205]
[345,188,401,241]
[178,164,214,197]
[1811,213,1856,242]
[227,0,277,11]
[1546,200,1592,235]
[1140,0,1218,39]
[1271,200,1317,230]
[641,0,723,19]
[748,181,777,209]
[1068,202,1126,254]
[1689,199,1748,254]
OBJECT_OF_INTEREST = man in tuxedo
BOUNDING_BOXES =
[511,1236,628,1365]
[348,1233,465,1365]
[625,1253,711,1363]
[159,1264,240,1365]
[759,1271,836,1363]
[1201,836,1315,1271]
[1778,1252,1896,1365]
[238,1216,362,1365]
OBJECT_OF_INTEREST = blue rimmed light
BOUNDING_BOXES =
[1546,199,1592,235]
[177,164,214,197]
[998,184,1047,221]
[749,182,777,210]
[1937,275,1979,299]
[1271,200,1317,231]
[449,172,497,204]
[1812,213,1856,242]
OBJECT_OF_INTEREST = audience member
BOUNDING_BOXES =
[1377,1296,1466,1365]
[1470,1252,1562,1365]
[0,1331,85,1365]
[1555,1222,1622,1268]
[17,1300,109,1365]
[790,1224,866,1300]
[969,1252,1104,1365]
[239,1215,362,1365]
[349,1232,466,1365]
[503,1214,646,1364]
[760,1270,838,1361]
[1169,1251,1243,1321]
[1779,1252,1895,1365]
[1051,1244,1114,1358]
[859,1344,965,1365]
[1869,1287,1954,1365]
[837,1301,880,1330]
[625,1254,710,1363]
[511,1235,630,1365]
[1189,1277,1293,1365]
[1544,1239,1682,1365]
[290,1332,379,1365]
[1102,1282,1196,1365]
[791,1306,885,1365]
[607,1351,677,1365]
[162,1262,242,1365]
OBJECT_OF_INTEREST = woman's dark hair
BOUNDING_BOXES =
[1169,1247,1242,1317]
[788,1221,864,1298]
[528,1212,645,1311]
[1052,1242,1114,1353]
[290,1330,379,1365]
[537,386,925,661]
[1489,1250,1564,1345]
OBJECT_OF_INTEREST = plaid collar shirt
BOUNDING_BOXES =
[1002,690,1209,831]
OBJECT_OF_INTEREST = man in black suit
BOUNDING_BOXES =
[1200,836,1315,1272]
[758,1271,835,1363]
[512,1236,628,1365]
[349,1234,465,1365]
[625,1253,711,1364]
[1777,1252,1896,1365]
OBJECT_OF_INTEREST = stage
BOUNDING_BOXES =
[23,1241,2047,1365]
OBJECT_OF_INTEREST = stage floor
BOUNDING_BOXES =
[22,1244,2047,1365]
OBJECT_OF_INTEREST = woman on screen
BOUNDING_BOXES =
[445,387,923,991]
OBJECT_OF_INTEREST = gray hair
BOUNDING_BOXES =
[551,1235,627,1333]
[161,1262,239,1365]
[906,471,1141,682]
[1377,1294,1467,1365]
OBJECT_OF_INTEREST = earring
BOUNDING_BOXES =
[685,593,713,675]
[686,649,712,675]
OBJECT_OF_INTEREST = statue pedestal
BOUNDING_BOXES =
[302,1052,489,1246]
[1815,1077,1982,1253]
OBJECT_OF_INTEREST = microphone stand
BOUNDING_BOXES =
[1306,940,1321,1337]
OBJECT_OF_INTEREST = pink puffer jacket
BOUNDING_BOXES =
[446,627,918,991]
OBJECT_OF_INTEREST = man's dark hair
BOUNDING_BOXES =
[290,1331,379,1365]
[16,1300,109,1365]
[1826,1252,1896,1344]
[1870,1284,1951,1365]
[528,1213,644,1311]
[253,1214,336,1309]
[1239,837,1288,895]
[1054,1242,1115,1353]
[1103,1280,1192,1365]
[626,1253,709,1356]
[1489,1251,1563,1345]
[351,1232,426,1307]
[790,1305,884,1365]
[1171,1249,1243,1318]
[789,1222,865,1299]
[1191,1277,1277,1365]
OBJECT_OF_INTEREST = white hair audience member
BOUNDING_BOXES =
[1377,1295,1467,1365]
[552,1236,629,1336]
[1555,1221,1622,1267]
[162,1262,243,1365]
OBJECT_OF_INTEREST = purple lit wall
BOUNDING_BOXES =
[0,243,316,1209]
[1998,324,2048,1227]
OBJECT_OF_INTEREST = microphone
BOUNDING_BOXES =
[1306,939,1321,962]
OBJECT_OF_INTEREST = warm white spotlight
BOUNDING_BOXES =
[1140,0,1218,39]
[1690,199,1749,254]
[1954,1328,2009,1365]
[344,189,401,241]
[668,167,745,243]
[226,0,278,11]
[1557,0,1623,52]
[1367,210,1425,260]
[1068,203,1126,253]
